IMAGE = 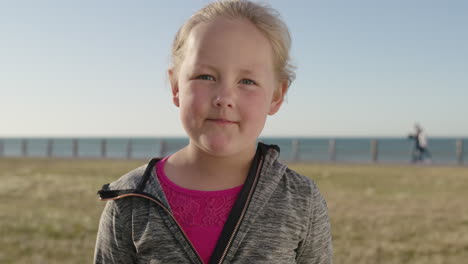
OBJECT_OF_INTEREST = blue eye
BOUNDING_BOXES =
[197,75,215,81]
[240,79,256,85]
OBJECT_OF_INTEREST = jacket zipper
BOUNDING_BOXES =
[102,155,265,264]
[102,193,204,264]
[217,156,264,264]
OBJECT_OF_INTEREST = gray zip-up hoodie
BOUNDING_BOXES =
[94,143,332,263]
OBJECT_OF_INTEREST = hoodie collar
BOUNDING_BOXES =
[98,142,281,201]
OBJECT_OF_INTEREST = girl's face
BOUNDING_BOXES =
[170,17,287,157]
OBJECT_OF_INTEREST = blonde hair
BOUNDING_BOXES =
[170,0,295,86]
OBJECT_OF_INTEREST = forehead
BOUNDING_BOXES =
[182,17,275,72]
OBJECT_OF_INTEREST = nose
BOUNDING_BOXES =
[213,96,234,108]
[212,85,235,108]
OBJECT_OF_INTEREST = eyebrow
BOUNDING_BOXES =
[193,63,218,72]
[239,68,255,75]
[194,63,257,75]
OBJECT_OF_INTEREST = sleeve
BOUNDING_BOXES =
[94,199,137,264]
[296,184,333,264]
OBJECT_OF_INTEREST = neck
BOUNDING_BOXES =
[165,142,257,191]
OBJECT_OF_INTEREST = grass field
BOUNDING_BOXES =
[1,158,467,263]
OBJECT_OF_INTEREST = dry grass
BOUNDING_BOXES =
[289,163,468,264]
[1,158,467,263]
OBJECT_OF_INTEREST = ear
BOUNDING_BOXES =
[268,80,288,115]
[168,69,180,107]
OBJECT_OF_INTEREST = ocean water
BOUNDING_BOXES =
[0,137,466,164]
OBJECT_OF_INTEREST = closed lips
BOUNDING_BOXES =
[207,119,237,124]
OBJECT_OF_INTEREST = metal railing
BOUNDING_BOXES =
[0,138,465,165]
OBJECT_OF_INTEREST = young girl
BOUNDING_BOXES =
[94,1,332,263]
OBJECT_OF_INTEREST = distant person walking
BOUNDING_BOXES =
[408,124,432,163]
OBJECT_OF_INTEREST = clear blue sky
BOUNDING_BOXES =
[1,0,467,137]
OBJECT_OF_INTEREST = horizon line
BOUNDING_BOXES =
[1,135,467,139]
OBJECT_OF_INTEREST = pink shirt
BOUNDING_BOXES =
[156,157,243,264]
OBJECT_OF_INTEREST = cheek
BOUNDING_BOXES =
[240,91,270,123]
[179,85,208,119]
[247,90,272,112]
[179,96,201,134]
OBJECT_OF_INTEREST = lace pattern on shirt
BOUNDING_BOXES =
[155,157,242,228]
[161,184,240,227]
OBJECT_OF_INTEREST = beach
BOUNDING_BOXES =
[1,158,467,263]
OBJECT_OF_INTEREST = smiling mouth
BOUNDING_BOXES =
[207,118,237,125]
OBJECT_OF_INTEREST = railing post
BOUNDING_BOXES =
[126,139,133,159]
[160,139,167,157]
[0,139,4,157]
[371,139,378,163]
[456,139,464,165]
[47,139,54,157]
[22,139,28,157]
[329,139,336,162]
[291,139,300,161]
[72,139,79,158]
[101,139,107,158]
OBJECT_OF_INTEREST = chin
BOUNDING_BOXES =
[197,136,243,157]
[202,141,236,157]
